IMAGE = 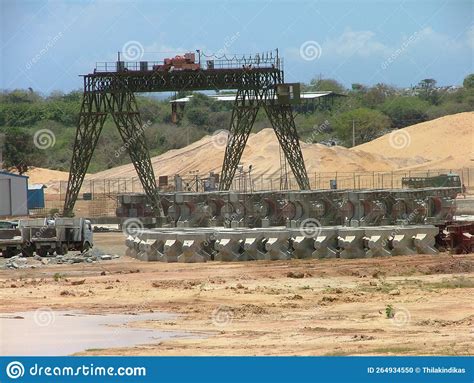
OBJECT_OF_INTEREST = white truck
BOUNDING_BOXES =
[0,220,23,258]
[19,218,93,257]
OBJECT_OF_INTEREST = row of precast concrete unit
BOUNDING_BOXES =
[124,225,439,263]
[117,187,458,228]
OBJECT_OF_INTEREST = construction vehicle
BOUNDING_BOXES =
[0,220,17,229]
[152,53,200,72]
[402,173,461,190]
[0,220,23,258]
[445,222,474,254]
[19,218,93,257]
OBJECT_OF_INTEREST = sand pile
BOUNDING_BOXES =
[353,112,474,170]
[21,167,69,185]
[87,128,424,182]
[31,112,473,192]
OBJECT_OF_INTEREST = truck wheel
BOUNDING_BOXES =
[22,245,34,258]
[37,248,48,257]
[82,242,91,252]
[56,244,68,256]
[3,249,15,258]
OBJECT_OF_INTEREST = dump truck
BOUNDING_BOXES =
[19,217,93,257]
[0,220,23,258]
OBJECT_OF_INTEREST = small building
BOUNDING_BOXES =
[169,91,346,122]
[27,184,47,209]
[0,171,29,217]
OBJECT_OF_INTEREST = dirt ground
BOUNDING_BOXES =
[0,232,473,356]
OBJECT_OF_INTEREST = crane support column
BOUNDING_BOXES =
[263,103,310,190]
[219,88,260,191]
[107,92,164,217]
[63,92,108,216]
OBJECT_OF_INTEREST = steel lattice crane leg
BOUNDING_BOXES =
[107,92,165,218]
[219,89,260,191]
[263,103,310,190]
[63,93,108,216]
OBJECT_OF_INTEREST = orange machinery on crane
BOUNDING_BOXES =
[153,52,200,72]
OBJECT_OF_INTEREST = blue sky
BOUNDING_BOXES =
[1,0,473,94]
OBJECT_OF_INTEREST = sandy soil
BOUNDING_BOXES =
[0,232,473,356]
[354,112,474,170]
[23,167,71,185]
[85,129,423,182]
[88,112,473,181]
[37,112,473,194]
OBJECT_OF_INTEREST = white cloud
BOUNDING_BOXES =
[414,26,466,52]
[144,43,189,55]
[290,26,472,63]
[322,28,390,58]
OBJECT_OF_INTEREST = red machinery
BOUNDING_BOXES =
[153,53,200,72]
[445,222,474,254]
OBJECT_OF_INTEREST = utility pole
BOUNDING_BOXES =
[0,133,4,169]
[352,120,355,147]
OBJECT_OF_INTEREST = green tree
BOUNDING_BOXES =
[381,97,430,128]
[185,108,209,127]
[417,78,440,105]
[333,108,391,146]
[188,93,213,108]
[463,74,474,89]
[351,83,367,92]
[183,93,231,128]
[363,83,397,108]
[1,127,42,174]
[2,89,41,104]
[62,90,83,102]
[304,78,346,93]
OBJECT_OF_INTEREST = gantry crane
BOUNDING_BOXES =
[63,50,310,220]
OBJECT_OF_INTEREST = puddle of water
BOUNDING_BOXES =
[0,311,195,355]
